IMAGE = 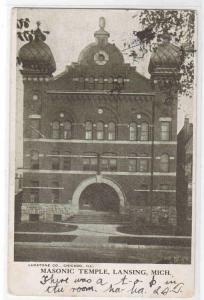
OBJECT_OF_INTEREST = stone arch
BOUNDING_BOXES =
[72,176,125,212]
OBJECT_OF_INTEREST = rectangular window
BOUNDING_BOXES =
[100,157,117,171]
[83,157,97,171]
[128,159,137,172]
[138,158,148,172]
[160,121,170,141]
[160,184,170,190]
[85,131,92,140]
[97,131,104,140]
[140,184,149,190]
[51,152,60,170]
[100,158,109,171]
[109,159,117,171]
[30,151,39,169]
[30,119,40,139]
[29,181,39,203]
[90,157,97,171]
[83,158,90,171]
[63,152,71,170]
[52,182,59,203]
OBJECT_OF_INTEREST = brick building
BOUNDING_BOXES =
[177,118,193,235]
[18,18,181,229]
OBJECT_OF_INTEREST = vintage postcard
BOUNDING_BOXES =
[9,7,196,297]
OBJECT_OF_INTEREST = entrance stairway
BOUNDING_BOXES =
[67,210,129,225]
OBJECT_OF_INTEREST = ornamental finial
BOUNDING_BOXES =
[99,17,105,29]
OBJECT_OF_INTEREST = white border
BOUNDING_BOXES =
[0,1,203,300]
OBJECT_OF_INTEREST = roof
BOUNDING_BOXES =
[18,28,56,75]
[148,41,182,74]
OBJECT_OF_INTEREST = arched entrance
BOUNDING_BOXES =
[72,176,125,213]
[79,183,119,212]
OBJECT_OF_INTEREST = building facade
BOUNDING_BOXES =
[18,18,181,229]
[177,118,193,235]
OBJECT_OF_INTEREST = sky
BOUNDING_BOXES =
[15,8,194,169]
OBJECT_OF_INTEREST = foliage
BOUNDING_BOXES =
[129,10,196,97]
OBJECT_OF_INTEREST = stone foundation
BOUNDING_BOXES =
[21,203,74,222]
[130,206,177,226]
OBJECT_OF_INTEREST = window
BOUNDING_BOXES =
[30,191,39,203]
[100,155,117,171]
[160,154,169,172]
[108,122,116,140]
[108,77,114,89]
[32,94,39,101]
[96,122,104,140]
[160,184,170,190]
[83,156,97,171]
[30,181,39,203]
[109,158,117,171]
[140,122,149,141]
[30,151,39,169]
[100,158,109,171]
[85,121,93,140]
[63,152,71,170]
[129,159,137,172]
[52,182,59,203]
[30,119,40,139]
[130,122,137,140]
[63,121,72,139]
[160,121,170,141]
[51,151,60,170]
[29,214,39,222]
[138,155,149,172]
[79,76,85,89]
[140,184,149,190]
[98,77,104,89]
[89,76,95,89]
[52,121,60,139]
[117,76,124,89]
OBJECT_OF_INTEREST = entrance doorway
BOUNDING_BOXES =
[79,183,120,213]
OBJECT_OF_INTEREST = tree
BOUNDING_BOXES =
[128,10,196,97]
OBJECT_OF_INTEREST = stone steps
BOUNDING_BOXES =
[67,211,129,224]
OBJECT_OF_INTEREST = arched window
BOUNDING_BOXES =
[30,150,39,169]
[160,154,169,172]
[108,122,116,140]
[130,122,137,140]
[140,122,149,141]
[63,121,72,139]
[85,121,93,140]
[160,121,171,141]
[52,121,60,139]
[96,121,104,140]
